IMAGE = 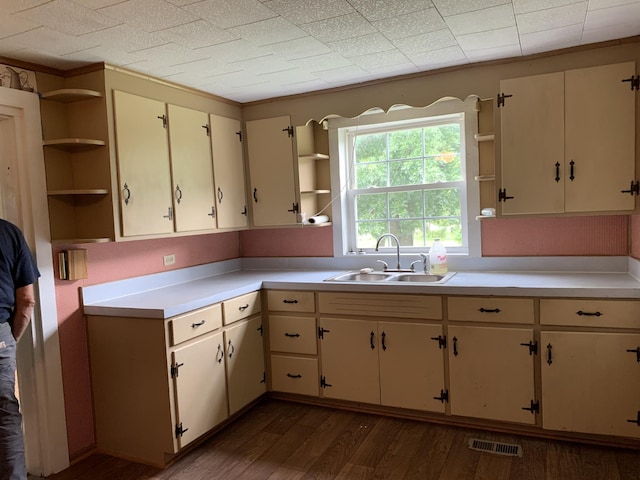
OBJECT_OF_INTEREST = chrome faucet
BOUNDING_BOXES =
[410,253,430,273]
[375,233,402,271]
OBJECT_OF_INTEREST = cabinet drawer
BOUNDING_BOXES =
[540,299,640,329]
[223,291,261,325]
[270,355,319,396]
[448,297,534,324]
[319,292,441,319]
[170,304,222,346]
[267,290,315,313]
[269,316,317,354]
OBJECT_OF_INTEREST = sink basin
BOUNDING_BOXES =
[324,271,455,284]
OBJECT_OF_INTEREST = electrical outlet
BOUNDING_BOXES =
[163,254,176,266]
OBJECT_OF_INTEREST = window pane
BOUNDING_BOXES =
[389,190,423,219]
[424,124,462,183]
[356,193,387,220]
[424,124,460,155]
[355,162,387,188]
[389,128,422,160]
[355,133,386,163]
[425,218,462,247]
[425,188,461,216]
[389,159,423,186]
[356,221,388,248]
[389,219,423,247]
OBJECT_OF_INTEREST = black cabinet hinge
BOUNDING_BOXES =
[235,130,242,142]
[170,362,184,379]
[175,422,189,438]
[318,327,330,339]
[434,389,449,403]
[622,75,640,91]
[522,400,540,414]
[498,188,514,202]
[621,180,640,196]
[497,92,513,107]
[261,371,266,384]
[257,324,264,336]
[287,202,299,214]
[202,124,210,136]
[520,341,538,355]
[320,375,332,388]
[627,411,640,426]
[282,125,295,137]
[430,335,447,349]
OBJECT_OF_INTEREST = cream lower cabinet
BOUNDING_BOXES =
[540,298,640,438]
[318,292,445,412]
[447,296,537,424]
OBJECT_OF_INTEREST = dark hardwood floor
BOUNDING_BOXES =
[43,399,640,480]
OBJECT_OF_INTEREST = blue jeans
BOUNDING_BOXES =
[0,322,26,480]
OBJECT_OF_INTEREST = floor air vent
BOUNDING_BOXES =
[468,438,523,457]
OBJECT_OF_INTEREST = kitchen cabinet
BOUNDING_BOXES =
[318,292,445,412]
[167,104,217,232]
[499,62,636,215]
[245,116,298,226]
[447,297,537,424]
[210,114,248,229]
[540,298,640,438]
[40,71,115,243]
[296,122,332,224]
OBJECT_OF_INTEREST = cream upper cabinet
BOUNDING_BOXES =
[113,90,174,236]
[499,62,636,215]
[541,331,640,438]
[210,115,248,229]
[167,104,217,232]
[245,116,298,226]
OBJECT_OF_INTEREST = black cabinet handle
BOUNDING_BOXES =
[452,336,458,356]
[576,310,602,317]
[238,304,249,311]
[191,320,205,328]
[554,162,560,182]
[381,331,387,351]
[253,188,258,203]
[546,343,553,365]
[569,160,575,181]
[217,187,223,203]
[283,299,298,304]
[370,331,375,350]
[286,373,302,379]
[478,307,501,313]
[216,344,223,363]
[284,332,300,338]
[175,185,183,204]
[228,340,235,358]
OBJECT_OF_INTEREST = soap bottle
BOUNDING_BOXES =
[429,239,448,275]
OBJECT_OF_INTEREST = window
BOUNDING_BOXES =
[329,98,480,257]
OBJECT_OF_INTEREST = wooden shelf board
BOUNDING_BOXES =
[301,190,331,195]
[474,175,496,182]
[52,237,111,244]
[41,89,103,103]
[48,189,109,196]
[43,138,106,151]
[299,153,329,161]
[475,133,495,142]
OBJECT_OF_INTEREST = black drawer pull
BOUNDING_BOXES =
[284,332,300,338]
[238,304,249,311]
[576,310,602,316]
[191,320,205,328]
[478,307,501,313]
[283,299,298,304]
[287,373,302,379]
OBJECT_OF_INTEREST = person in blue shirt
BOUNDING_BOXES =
[0,219,40,480]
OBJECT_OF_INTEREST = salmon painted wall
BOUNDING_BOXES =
[54,232,240,456]
[631,214,640,259]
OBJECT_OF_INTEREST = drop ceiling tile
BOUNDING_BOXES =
[228,17,308,46]
[326,33,395,57]
[373,8,447,39]
[68,0,124,7]
[262,0,354,24]
[129,42,210,66]
[229,54,296,75]
[520,22,582,53]
[364,62,419,77]
[444,4,515,35]
[79,24,169,52]
[300,12,376,42]
[261,36,332,60]
[582,2,640,42]
[0,7,40,38]
[165,0,202,5]
[289,52,353,71]
[348,0,434,21]
[512,0,584,15]
[195,39,273,63]
[588,0,640,9]
[157,20,237,49]
[0,0,49,13]
[183,0,277,29]
[255,67,321,86]
[464,43,522,61]
[65,44,148,66]
[312,64,371,84]
[348,49,411,70]
[5,48,84,70]
[392,29,457,55]
[516,2,588,34]
[456,26,520,51]
[433,0,510,16]
[7,26,100,56]
[98,0,198,32]
[406,45,467,67]
[13,0,119,36]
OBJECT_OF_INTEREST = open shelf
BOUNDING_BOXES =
[40,89,103,103]
[475,133,495,142]
[43,138,106,151]
[299,153,329,161]
[48,189,109,196]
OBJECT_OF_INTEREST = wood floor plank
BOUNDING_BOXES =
[348,416,404,468]
[369,422,429,480]
[615,450,640,480]
[334,463,374,480]
[436,430,481,480]
[578,445,621,480]
[508,436,547,480]
[265,465,307,480]
[546,442,584,480]
[402,423,458,479]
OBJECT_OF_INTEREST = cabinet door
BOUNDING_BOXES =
[499,72,564,215]
[172,332,227,449]
[541,331,640,438]
[448,326,536,424]
[564,62,636,213]
[246,116,297,226]
[225,315,266,415]
[113,91,174,236]
[378,322,445,413]
[319,317,380,404]
[210,115,248,229]
[168,104,217,232]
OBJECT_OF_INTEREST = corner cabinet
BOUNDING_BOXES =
[498,62,637,215]
[40,82,114,243]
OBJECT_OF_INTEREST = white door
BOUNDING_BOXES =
[0,87,68,476]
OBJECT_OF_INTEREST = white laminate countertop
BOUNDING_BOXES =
[81,262,640,319]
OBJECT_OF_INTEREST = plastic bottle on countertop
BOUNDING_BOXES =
[429,239,448,275]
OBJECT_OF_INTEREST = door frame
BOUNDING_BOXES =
[0,87,69,476]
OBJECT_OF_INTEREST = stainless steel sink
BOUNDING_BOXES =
[324,271,455,284]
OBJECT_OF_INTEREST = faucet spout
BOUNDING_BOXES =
[375,233,401,271]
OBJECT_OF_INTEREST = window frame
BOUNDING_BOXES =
[328,97,481,258]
